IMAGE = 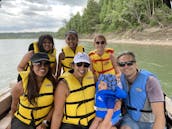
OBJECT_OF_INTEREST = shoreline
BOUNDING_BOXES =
[80,38,172,46]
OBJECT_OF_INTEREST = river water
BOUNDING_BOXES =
[0,39,172,97]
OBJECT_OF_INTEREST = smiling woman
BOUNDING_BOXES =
[6,52,56,129]
[51,52,96,129]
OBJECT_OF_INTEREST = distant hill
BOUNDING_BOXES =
[0,32,57,39]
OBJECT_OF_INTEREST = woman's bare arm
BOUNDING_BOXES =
[17,51,34,72]
[51,79,69,129]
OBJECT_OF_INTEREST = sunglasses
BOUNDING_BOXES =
[95,41,105,45]
[76,62,90,68]
[33,61,50,67]
[118,61,136,67]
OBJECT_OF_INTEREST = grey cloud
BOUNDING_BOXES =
[57,0,87,6]
[25,0,87,6]
[0,0,87,32]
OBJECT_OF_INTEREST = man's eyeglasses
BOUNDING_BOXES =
[33,61,50,67]
[118,61,136,67]
[76,62,90,68]
[95,41,105,45]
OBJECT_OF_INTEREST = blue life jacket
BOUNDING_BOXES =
[95,88,127,119]
[121,69,155,121]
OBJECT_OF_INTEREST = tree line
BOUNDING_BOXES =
[56,0,172,38]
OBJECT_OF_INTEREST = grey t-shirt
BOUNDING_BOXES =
[146,76,164,102]
[139,76,164,122]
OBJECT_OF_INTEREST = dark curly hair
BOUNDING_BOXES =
[38,34,54,53]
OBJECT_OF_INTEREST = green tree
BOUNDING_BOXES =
[81,0,100,33]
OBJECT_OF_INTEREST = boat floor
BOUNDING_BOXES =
[0,113,11,129]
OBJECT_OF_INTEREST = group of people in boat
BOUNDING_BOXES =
[6,30,166,129]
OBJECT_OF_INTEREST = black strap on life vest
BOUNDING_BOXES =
[24,92,53,97]
[64,97,94,120]
[70,84,94,93]
[127,105,152,113]
[17,110,47,122]
[19,99,53,110]
[65,97,94,105]
[65,56,74,59]
[64,110,95,125]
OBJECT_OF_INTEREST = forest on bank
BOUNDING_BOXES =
[56,0,172,38]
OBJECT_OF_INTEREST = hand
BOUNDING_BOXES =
[116,73,121,83]
[36,123,47,129]
[6,124,11,129]
[61,52,65,60]
[114,100,122,111]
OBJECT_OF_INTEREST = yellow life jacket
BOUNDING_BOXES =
[15,71,54,126]
[89,48,116,77]
[33,42,56,69]
[60,70,95,126]
[61,45,84,72]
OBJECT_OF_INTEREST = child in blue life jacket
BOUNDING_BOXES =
[89,74,127,129]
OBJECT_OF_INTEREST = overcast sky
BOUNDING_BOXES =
[0,0,88,33]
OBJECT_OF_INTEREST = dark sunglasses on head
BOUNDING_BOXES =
[33,61,50,67]
[76,62,90,68]
[95,41,105,45]
[118,61,136,67]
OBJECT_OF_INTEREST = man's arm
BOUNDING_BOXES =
[147,76,165,129]
[151,102,165,129]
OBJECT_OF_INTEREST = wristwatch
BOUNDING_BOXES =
[42,120,50,127]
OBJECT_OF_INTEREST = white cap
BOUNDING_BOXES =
[73,52,90,64]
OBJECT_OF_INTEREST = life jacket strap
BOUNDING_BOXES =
[65,98,94,120]
[19,100,53,110]
[64,110,95,119]
[65,98,94,105]
[70,84,95,93]
[97,67,114,74]
[127,105,152,113]
[94,106,107,111]
[17,111,47,122]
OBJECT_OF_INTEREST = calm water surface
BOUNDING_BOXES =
[0,39,172,97]
[81,42,172,97]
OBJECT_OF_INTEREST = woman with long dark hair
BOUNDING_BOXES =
[7,52,56,129]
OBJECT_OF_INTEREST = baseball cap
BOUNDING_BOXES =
[30,52,50,63]
[73,52,90,64]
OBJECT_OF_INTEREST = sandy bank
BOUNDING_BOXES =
[80,38,172,46]
[80,27,172,46]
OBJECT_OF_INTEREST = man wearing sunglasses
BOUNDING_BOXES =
[51,52,95,129]
[117,51,165,129]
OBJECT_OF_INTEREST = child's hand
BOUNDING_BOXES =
[114,100,122,111]
[60,52,65,60]
[116,73,121,83]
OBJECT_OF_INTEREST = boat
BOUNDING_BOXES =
[0,80,172,129]
[0,80,16,129]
